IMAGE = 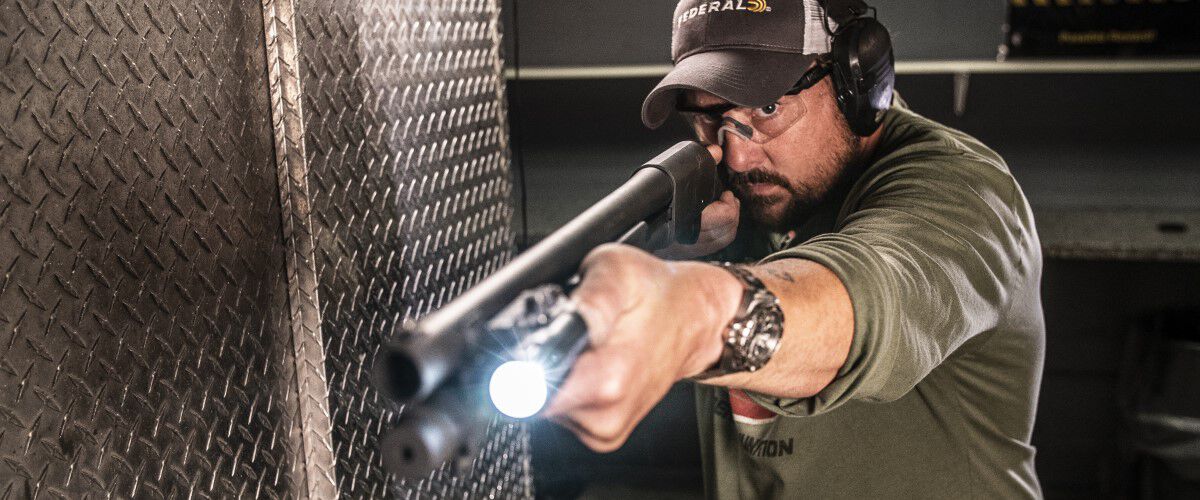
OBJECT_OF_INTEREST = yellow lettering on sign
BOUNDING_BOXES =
[1057,29,1159,45]
[1107,29,1157,43]
[1058,30,1106,44]
[746,0,768,13]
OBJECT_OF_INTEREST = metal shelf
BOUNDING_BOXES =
[899,58,1200,74]
[1036,207,1200,263]
[504,58,1200,80]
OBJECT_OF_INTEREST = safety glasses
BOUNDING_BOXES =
[676,59,832,145]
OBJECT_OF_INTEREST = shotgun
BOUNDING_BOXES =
[373,141,720,478]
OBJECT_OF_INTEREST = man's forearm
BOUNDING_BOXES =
[696,258,854,399]
[545,248,856,451]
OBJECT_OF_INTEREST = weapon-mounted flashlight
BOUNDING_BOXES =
[488,360,547,418]
[483,285,589,419]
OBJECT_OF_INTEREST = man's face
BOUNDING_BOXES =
[684,78,863,231]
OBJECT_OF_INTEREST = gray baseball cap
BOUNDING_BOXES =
[642,0,841,129]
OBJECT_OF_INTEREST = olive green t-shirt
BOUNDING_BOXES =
[697,98,1045,499]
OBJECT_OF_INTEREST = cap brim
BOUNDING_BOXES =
[642,50,818,129]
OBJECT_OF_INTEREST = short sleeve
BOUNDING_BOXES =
[746,149,1039,417]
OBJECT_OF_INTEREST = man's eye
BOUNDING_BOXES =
[756,103,779,117]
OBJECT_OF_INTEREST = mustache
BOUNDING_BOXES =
[723,167,791,191]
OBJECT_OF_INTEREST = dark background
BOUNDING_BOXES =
[501,1,1200,498]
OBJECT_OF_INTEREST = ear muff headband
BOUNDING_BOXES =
[822,2,895,136]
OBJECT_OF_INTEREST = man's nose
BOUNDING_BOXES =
[721,132,763,174]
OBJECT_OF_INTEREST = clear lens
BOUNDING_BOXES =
[682,94,808,145]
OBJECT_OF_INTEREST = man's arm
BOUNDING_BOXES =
[704,258,854,398]
[542,246,853,451]
[544,153,1036,451]
[535,131,865,450]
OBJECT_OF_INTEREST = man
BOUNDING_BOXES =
[543,0,1045,498]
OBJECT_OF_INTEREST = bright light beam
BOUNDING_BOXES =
[488,360,548,419]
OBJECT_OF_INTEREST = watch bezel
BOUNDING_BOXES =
[693,263,785,379]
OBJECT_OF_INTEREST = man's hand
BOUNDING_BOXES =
[543,244,740,452]
[656,144,740,260]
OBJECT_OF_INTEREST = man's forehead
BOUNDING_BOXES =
[680,60,821,108]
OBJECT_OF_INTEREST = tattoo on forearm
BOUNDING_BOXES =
[761,268,796,283]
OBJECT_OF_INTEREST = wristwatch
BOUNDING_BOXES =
[693,263,785,380]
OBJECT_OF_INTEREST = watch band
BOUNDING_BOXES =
[693,263,785,380]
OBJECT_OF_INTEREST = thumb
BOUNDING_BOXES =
[705,143,723,165]
[719,189,739,207]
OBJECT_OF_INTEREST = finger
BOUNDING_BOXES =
[547,412,627,454]
[706,143,723,165]
[547,363,668,453]
[703,190,738,212]
[542,349,616,416]
[700,191,740,230]
[721,189,739,206]
[575,432,625,454]
[694,192,739,248]
[558,408,634,453]
[572,276,624,346]
[545,388,635,454]
[546,412,589,440]
[573,247,641,345]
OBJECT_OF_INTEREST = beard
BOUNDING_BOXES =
[725,122,863,232]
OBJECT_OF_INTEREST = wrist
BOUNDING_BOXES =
[674,261,743,378]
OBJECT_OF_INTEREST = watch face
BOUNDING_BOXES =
[741,299,784,371]
[715,264,784,374]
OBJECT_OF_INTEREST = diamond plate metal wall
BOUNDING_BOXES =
[0,0,528,497]
[289,0,529,497]
[0,0,309,497]
[261,0,340,496]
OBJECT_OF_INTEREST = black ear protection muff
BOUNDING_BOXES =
[821,0,896,136]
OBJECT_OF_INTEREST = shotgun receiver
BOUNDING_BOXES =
[373,141,720,478]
